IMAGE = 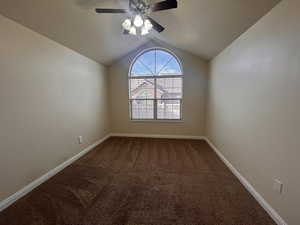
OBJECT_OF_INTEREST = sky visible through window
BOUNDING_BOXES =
[131,49,181,76]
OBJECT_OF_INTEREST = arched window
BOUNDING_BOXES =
[129,48,183,120]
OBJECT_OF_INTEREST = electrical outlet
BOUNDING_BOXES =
[273,179,283,194]
[78,136,83,144]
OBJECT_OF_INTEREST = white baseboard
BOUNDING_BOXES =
[0,134,110,212]
[203,137,287,225]
[110,133,205,140]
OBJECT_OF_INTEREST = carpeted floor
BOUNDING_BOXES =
[0,137,275,225]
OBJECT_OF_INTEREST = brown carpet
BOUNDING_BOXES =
[0,137,275,225]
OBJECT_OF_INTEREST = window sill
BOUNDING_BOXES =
[130,119,184,123]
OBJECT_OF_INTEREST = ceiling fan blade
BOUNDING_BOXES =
[95,8,127,13]
[151,0,177,12]
[146,17,165,33]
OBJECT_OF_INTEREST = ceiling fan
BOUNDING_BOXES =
[95,0,178,35]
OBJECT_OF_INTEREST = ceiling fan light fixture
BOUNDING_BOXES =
[141,26,149,35]
[96,0,177,36]
[129,26,137,35]
[144,19,153,31]
[122,18,132,30]
[133,15,144,27]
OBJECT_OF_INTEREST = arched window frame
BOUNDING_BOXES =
[128,47,183,121]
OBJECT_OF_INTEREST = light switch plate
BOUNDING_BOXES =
[273,179,283,194]
[78,136,83,144]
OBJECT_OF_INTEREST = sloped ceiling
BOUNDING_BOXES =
[0,0,280,65]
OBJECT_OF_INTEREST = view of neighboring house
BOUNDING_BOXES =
[130,78,182,119]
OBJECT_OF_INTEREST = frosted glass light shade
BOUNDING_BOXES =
[141,26,149,35]
[122,19,131,30]
[144,19,153,31]
[133,15,144,27]
[129,26,137,35]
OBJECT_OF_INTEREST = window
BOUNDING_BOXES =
[129,48,183,120]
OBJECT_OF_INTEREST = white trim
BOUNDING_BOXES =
[130,119,184,123]
[0,134,110,212]
[110,133,205,140]
[203,137,287,225]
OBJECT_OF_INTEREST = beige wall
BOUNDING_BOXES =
[108,40,208,136]
[0,15,110,202]
[206,0,300,224]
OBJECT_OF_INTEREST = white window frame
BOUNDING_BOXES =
[128,47,183,121]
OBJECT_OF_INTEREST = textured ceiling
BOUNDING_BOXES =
[0,0,280,65]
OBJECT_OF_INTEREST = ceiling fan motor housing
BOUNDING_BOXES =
[130,0,151,15]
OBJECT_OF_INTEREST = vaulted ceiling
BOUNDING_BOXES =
[0,0,280,65]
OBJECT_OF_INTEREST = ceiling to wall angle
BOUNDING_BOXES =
[0,0,281,65]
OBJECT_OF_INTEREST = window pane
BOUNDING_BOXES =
[155,50,172,73]
[130,78,154,99]
[137,50,155,74]
[158,58,182,75]
[131,60,153,77]
[157,100,181,120]
[131,49,182,77]
[131,100,154,120]
[156,78,182,99]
